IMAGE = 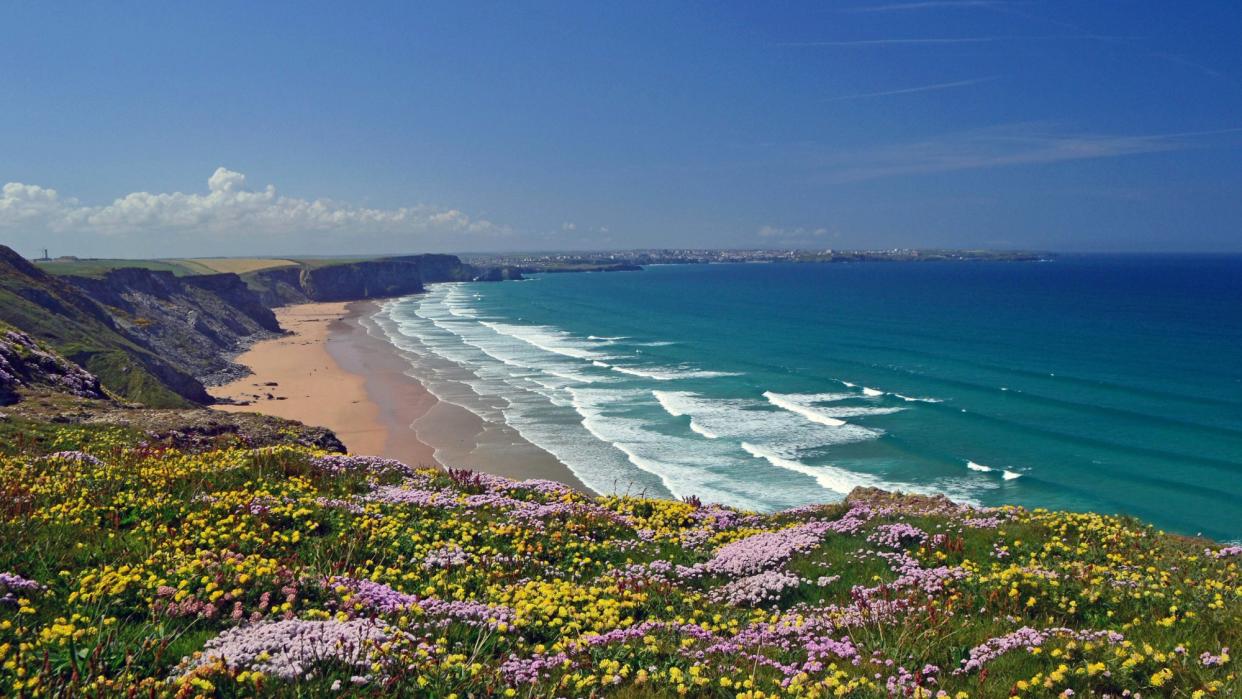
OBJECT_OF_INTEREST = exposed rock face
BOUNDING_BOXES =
[244,266,308,307]
[0,246,525,406]
[0,326,107,405]
[65,269,281,386]
[297,259,426,302]
[244,254,520,306]
[182,274,281,333]
[0,245,208,407]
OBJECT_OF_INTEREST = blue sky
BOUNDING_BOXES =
[2,1,1241,257]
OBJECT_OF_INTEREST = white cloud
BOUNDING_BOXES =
[561,221,577,231]
[0,167,509,240]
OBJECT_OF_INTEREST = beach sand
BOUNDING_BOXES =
[210,301,589,491]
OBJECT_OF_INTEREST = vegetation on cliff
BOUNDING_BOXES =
[0,246,207,407]
[0,415,1236,697]
[5,248,518,405]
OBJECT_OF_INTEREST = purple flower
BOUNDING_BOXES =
[311,454,415,479]
[325,576,514,630]
[0,571,43,606]
[176,618,396,680]
[715,569,802,606]
[1200,647,1230,667]
[867,523,928,549]
[955,627,1125,675]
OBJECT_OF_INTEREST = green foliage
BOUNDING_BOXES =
[32,258,209,278]
[0,251,200,407]
[0,424,1237,698]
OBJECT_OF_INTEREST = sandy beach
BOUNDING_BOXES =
[210,300,588,490]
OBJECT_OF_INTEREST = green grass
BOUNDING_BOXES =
[33,258,210,277]
[0,266,198,407]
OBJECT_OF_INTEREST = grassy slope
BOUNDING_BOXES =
[0,420,1236,698]
[185,258,299,274]
[33,258,209,277]
[0,253,198,407]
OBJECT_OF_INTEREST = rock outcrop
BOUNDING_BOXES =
[0,324,107,405]
[244,254,522,306]
[65,269,281,385]
[0,245,208,407]
[0,246,527,407]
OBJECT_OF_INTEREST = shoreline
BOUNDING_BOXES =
[209,299,589,491]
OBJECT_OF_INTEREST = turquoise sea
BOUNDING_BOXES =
[372,257,1242,541]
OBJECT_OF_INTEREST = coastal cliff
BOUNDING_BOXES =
[0,335,347,452]
[0,323,108,405]
[1,247,521,407]
[244,254,521,306]
[65,268,282,385]
[0,245,209,407]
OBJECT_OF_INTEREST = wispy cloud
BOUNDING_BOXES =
[778,34,1132,47]
[842,1,1014,13]
[780,37,999,47]
[1150,52,1234,83]
[818,123,1242,182]
[825,76,998,101]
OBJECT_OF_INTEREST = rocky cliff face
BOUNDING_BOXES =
[244,254,521,306]
[0,246,525,407]
[65,269,282,386]
[0,324,107,405]
[0,245,208,407]
[297,259,427,302]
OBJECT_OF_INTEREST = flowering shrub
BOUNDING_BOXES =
[0,436,1238,697]
[176,618,397,680]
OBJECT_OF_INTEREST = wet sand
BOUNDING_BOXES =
[210,300,588,490]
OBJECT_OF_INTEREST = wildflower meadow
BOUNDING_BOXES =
[0,428,1237,697]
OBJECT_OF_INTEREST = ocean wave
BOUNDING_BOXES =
[740,442,875,495]
[654,390,879,450]
[839,379,941,403]
[568,387,768,509]
[763,391,847,427]
[652,390,690,416]
[814,406,905,418]
[966,460,1023,480]
[611,365,740,381]
[653,390,721,438]
[743,440,988,505]
[893,393,943,403]
[688,421,720,439]
[481,321,609,360]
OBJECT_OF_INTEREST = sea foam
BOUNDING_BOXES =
[740,442,874,495]
[967,460,1023,480]
[763,391,848,427]
[611,365,739,381]
[653,390,721,438]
